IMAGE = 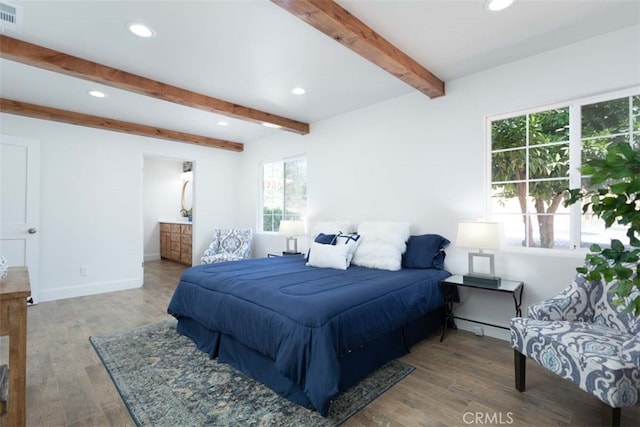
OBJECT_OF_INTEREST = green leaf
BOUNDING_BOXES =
[628,178,640,194]
[614,264,633,279]
[611,239,625,251]
[610,182,628,195]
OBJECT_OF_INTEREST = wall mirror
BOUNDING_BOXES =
[181,162,193,217]
[181,176,193,214]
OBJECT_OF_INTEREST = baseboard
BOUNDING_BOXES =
[38,278,142,302]
[455,319,510,341]
[144,253,161,262]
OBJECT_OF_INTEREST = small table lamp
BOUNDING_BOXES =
[456,221,501,286]
[279,220,305,254]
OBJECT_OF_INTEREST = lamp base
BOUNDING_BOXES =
[285,237,298,254]
[463,274,501,287]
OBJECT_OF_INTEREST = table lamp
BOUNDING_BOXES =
[279,220,305,254]
[456,221,501,286]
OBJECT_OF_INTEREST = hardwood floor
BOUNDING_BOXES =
[2,259,638,426]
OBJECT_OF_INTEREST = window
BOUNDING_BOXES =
[261,157,307,232]
[489,90,639,250]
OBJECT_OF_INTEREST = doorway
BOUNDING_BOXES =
[142,156,195,267]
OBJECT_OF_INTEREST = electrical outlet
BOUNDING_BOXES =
[473,326,484,336]
[80,266,88,277]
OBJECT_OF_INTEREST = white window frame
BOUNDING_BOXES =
[259,155,307,234]
[486,86,640,254]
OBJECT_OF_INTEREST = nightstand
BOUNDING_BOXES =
[439,274,523,341]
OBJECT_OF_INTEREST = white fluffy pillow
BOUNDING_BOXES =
[306,241,352,270]
[307,220,353,239]
[351,221,411,271]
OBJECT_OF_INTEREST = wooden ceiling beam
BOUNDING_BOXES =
[271,0,445,99]
[0,98,244,152]
[0,35,309,135]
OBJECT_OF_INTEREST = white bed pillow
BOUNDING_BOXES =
[351,221,411,271]
[307,220,353,240]
[306,241,352,270]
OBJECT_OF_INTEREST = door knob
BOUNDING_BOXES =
[28,228,37,234]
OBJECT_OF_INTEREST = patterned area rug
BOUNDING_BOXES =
[90,320,414,426]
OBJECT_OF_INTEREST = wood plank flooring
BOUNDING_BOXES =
[1,259,638,426]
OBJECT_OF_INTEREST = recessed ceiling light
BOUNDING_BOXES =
[88,90,107,98]
[486,0,514,11]
[262,122,282,129]
[217,121,229,126]
[291,87,306,95]
[127,22,155,38]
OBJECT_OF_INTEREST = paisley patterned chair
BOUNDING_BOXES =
[510,274,640,427]
[201,229,253,264]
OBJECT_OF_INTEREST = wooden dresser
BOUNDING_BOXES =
[160,222,192,266]
[0,267,30,427]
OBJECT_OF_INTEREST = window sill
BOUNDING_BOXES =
[499,245,589,259]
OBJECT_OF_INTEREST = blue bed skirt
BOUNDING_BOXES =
[176,306,444,410]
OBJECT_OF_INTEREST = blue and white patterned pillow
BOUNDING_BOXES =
[334,233,361,257]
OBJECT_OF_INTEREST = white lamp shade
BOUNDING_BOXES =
[456,221,501,251]
[279,220,305,237]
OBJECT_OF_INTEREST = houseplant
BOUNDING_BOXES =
[565,141,640,315]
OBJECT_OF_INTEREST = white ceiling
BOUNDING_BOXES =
[1,0,639,146]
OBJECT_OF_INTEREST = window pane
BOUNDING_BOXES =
[582,97,629,138]
[492,116,526,150]
[578,177,628,248]
[581,214,628,249]
[263,210,279,232]
[263,162,283,206]
[283,158,307,221]
[530,108,569,145]
[581,135,629,164]
[493,214,526,247]
[529,144,569,180]
[492,149,525,182]
[528,214,571,249]
[528,181,570,214]
[528,180,568,249]
[492,184,526,214]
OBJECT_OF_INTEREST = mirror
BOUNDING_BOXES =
[181,178,192,214]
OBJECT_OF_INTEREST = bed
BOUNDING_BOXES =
[167,252,451,416]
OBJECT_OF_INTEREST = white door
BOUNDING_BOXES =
[0,135,40,302]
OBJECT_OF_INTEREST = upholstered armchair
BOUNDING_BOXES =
[510,274,640,426]
[201,229,253,264]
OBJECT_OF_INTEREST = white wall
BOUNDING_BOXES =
[143,157,185,261]
[238,25,640,340]
[0,115,242,301]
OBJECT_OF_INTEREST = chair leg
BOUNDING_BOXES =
[514,349,526,392]
[603,406,621,427]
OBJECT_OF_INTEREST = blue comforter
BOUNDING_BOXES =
[167,255,450,415]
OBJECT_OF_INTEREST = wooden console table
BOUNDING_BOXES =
[0,267,30,426]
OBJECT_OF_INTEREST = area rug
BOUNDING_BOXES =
[90,320,414,426]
